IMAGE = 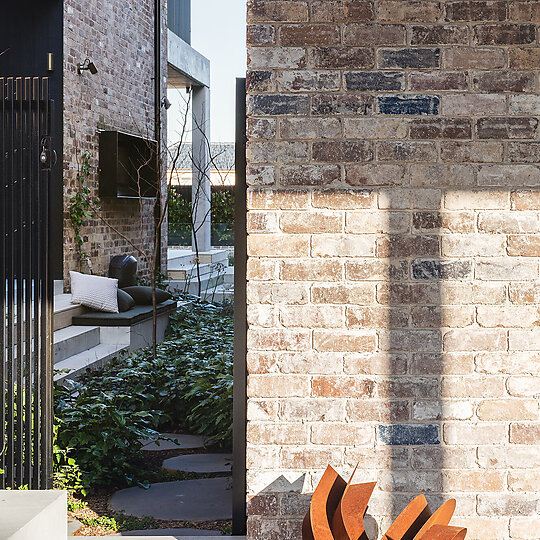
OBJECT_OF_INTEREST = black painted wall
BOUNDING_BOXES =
[0,0,64,280]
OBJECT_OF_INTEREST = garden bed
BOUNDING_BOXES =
[55,301,234,535]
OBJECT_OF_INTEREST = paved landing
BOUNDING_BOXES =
[162,454,232,474]
[113,529,221,536]
[140,433,205,451]
[110,478,232,521]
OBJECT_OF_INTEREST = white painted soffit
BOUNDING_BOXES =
[168,29,211,88]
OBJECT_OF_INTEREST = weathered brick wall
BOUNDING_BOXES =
[245,2,540,538]
[63,0,167,280]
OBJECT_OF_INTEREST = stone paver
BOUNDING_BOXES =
[139,433,205,451]
[113,528,221,536]
[162,454,232,474]
[110,478,232,521]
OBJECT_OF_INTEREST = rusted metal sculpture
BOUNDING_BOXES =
[303,467,467,540]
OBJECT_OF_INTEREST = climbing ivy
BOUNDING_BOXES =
[69,152,96,270]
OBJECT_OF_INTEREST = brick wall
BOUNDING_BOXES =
[63,0,167,280]
[245,2,540,538]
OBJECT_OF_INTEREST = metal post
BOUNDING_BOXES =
[232,77,247,536]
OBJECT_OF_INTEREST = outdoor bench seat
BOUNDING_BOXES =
[72,300,177,327]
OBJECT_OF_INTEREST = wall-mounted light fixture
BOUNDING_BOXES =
[161,96,172,110]
[77,58,98,75]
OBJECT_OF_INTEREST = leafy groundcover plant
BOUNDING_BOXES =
[54,301,234,491]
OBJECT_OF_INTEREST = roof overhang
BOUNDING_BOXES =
[168,29,210,89]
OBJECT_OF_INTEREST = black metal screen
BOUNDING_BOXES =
[0,77,54,489]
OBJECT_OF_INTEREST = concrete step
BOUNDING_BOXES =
[196,250,228,265]
[54,294,87,331]
[168,248,196,268]
[0,490,67,539]
[205,285,234,304]
[167,273,225,297]
[168,262,215,281]
[53,325,100,364]
[224,267,234,285]
[54,343,127,383]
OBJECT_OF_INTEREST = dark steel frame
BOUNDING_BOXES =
[1,77,54,488]
[232,77,247,535]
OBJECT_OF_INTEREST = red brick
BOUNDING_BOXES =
[510,423,540,444]
[379,1,441,22]
[311,1,375,22]
[247,0,309,23]
[343,24,406,45]
[473,71,535,93]
[445,1,508,21]
[312,375,375,397]
[508,235,540,257]
[409,71,468,91]
[474,24,536,45]
[279,24,340,46]
[411,25,469,45]
[309,47,375,69]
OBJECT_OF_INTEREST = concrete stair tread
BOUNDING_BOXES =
[109,478,232,521]
[54,343,127,381]
[54,324,100,342]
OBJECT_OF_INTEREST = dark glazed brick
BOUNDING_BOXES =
[507,142,540,163]
[345,71,405,91]
[412,259,473,280]
[379,95,439,115]
[379,48,440,69]
[378,424,440,445]
[312,94,374,115]
[413,212,442,231]
[445,1,508,21]
[473,71,535,93]
[474,24,536,45]
[476,117,539,139]
[411,25,469,45]
[410,118,472,139]
[310,47,375,69]
[378,235,440,257]
[409,71,468,91]
[247,70,274,92]
[248,94,308,116]
[313,141,373,163]
[247,494,279,517]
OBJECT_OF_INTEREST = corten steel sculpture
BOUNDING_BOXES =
[303,466,467,540]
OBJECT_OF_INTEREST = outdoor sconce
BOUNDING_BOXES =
[77,58,98,75]
[161,96,172,110]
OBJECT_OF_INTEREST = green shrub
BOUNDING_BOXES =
[54,302,233,490]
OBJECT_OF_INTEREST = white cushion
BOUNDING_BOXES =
[70,271,119,313]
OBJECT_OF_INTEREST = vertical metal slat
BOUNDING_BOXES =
[0,77,6,488]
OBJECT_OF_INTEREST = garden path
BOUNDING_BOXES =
[109,433,233,524]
